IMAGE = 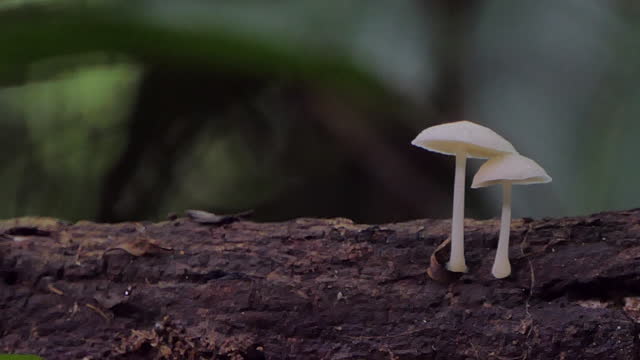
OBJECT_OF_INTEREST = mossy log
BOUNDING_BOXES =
[1,210,640,359]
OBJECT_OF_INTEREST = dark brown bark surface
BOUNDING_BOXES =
[1,210,640,359]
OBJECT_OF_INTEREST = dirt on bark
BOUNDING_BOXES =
[1,210,640,359]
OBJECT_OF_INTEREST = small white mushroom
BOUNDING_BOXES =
[471,153,551,278]
[411,121,517,272]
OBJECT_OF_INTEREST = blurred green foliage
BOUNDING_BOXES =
[0,0,639,222]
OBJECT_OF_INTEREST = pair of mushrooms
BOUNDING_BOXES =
[411,121,551,278]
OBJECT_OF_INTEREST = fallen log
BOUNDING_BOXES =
[1,210,639,359]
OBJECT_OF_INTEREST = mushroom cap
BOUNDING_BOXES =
[411,120,517,159]
[471,153,552,188]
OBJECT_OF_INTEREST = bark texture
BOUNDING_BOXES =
[1,210,640,359]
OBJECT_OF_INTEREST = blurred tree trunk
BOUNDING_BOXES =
[428,0,481,121]
[97,68,263,222]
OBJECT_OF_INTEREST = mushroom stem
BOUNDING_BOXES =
[447,152,468,273]
[492,182,512,278]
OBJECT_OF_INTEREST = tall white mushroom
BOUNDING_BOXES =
[471,153,551,278]
[411,121,517,272]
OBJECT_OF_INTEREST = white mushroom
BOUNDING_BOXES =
[471,153,552,278]
[411,121,517,272]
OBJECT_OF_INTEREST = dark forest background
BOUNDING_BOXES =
[0,0,638,223]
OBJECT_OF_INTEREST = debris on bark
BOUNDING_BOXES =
[1,210,640,359]
[185,209,253,225]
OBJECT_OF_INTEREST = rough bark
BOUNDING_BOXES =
[1,210,640,359]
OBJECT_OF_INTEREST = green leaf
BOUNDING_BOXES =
[0,355,44,360]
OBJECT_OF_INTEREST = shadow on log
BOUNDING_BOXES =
[1,210,640,359]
